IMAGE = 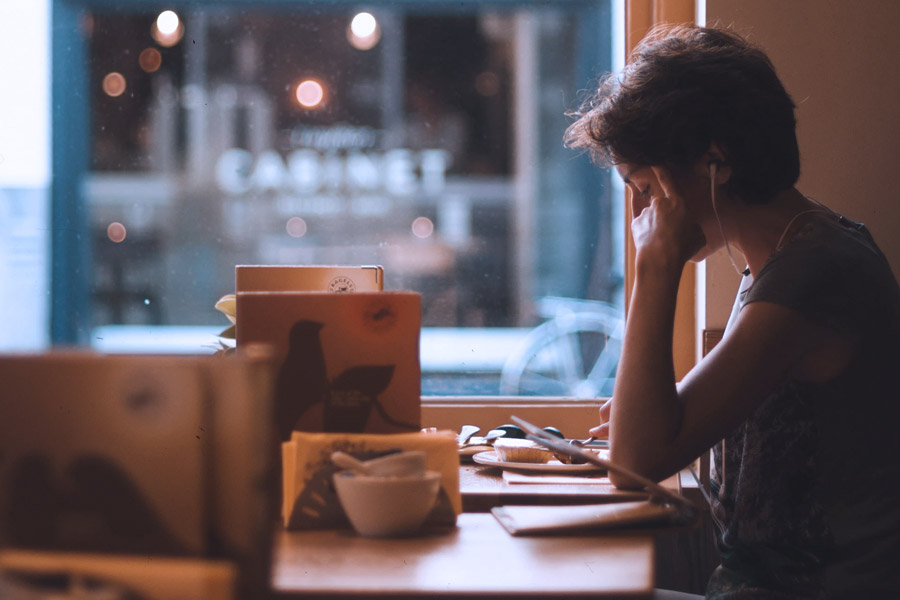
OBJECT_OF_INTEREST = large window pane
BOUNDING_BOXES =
[78,2,622,396]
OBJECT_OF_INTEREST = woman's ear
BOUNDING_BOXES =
[697,143,731,184]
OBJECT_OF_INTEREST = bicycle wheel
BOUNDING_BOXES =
[499,311,623,398]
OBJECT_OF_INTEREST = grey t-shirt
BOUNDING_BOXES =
[707,213,900,599]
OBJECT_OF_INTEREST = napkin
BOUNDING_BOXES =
[281,430,461,529]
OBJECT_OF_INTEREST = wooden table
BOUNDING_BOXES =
[271,513,654,599]
[459,463,718,594]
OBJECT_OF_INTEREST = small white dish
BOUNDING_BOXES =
[333,470,441,537]
[472,450,607,473]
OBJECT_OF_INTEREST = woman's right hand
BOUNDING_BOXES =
[588,398,612,439]
[631,166,706,270]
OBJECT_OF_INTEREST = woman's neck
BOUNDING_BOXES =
[724,187,821,276]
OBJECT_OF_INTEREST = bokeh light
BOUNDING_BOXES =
[411,216,434,239]
[151,10,184,47]
[351,12,377,37]
[156,10,179,35]
[139,47,162,73]
[102,72,127,97]
[295,80,325,108]
[107,222,127,243]
[347,12,381,50]
[286,216,308,238]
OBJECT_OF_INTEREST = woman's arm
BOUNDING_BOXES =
[605,168,841,487]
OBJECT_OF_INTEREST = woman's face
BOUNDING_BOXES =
[616,162,725,262]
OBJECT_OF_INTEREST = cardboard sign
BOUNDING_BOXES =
[235,265,384,293]
[236,291,421,438]
[0,351,277,599]
[0,354,209,556]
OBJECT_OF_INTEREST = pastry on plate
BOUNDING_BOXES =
[492,438,553,464]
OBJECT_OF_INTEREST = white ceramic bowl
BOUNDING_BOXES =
[333,470,441,537]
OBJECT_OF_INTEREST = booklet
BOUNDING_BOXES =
[492,501,683,536]
[489,416,699,535]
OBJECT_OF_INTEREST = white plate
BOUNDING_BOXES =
[459,444,494,457]
[471,450,607,473]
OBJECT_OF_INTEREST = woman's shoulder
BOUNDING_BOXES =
[746,212,900,332]
[756,213,890,287]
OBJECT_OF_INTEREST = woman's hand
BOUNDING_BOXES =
[588,398,612,439]
[631,166,706,270]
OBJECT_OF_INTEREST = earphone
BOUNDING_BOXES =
[709,160,745,277]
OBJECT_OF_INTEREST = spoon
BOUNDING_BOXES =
[457,425,481,446]
[569,436,597,448]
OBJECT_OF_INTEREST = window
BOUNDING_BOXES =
[4,0,627,399]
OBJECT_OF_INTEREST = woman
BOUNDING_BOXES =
[565,24,900,598]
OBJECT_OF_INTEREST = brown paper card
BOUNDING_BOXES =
[236,291,421,438]
[236,265,383,293]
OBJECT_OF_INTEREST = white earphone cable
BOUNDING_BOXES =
[710,163,744,277]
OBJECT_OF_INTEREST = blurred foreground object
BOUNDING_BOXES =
[0,350,277,599]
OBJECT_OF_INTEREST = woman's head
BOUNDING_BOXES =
[564,24,799,204]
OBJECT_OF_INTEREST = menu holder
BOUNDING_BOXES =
[236,291,421,438]
[488,416,699,536]
[281,430,460,530]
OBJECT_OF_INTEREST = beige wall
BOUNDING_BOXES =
[701,0,900,327]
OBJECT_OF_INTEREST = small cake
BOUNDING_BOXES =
[492,438,553,463]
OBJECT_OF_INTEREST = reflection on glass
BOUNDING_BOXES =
[82,4,620,395]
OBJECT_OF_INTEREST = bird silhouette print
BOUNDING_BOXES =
[4,453,188,556]
[275,319,418,441]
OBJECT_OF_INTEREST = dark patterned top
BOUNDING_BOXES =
[706,213,900,599]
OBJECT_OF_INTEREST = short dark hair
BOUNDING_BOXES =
[564,24,800,204]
